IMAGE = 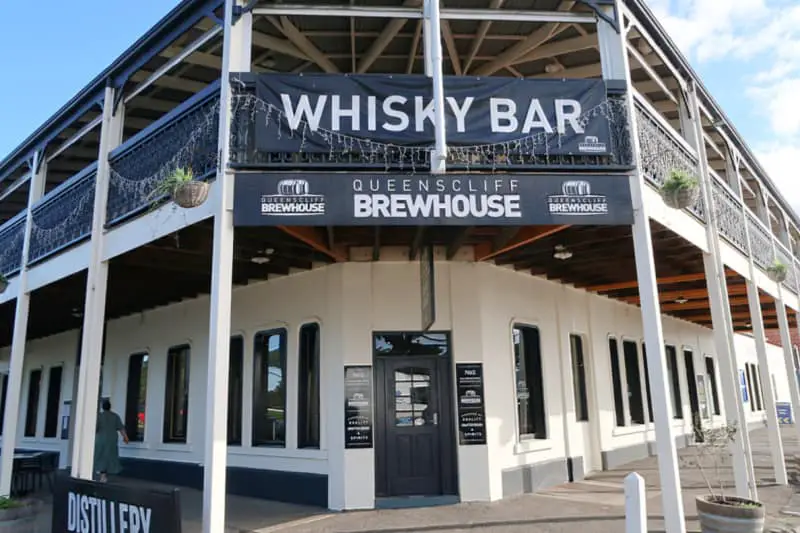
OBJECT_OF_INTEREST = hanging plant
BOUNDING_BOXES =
[660,169,699,210]
[0,273,7,294]
[766,260,788,283]
[152,167,209,209]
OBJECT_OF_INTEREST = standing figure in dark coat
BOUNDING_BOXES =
[94,399,128,483]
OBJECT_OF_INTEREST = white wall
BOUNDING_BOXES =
[0,254,792,510]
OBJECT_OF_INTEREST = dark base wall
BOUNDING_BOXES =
[119,457,328,507]
[501,457,574,498]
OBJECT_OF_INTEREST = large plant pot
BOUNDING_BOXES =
[173,180,209,209]
[696,495,765,533]
[0,500,42,533]
[662,186,699,209]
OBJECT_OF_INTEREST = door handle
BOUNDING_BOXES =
[432,413,439,426]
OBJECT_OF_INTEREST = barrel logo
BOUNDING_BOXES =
[547,180,609,216]
[260,178,326,216]
[577,135,607,154]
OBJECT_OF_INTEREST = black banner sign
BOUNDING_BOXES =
[456,363,487,445]
[420,245,435,331]
[344,366,373,449]
[233,172,633,226]
[237,73,612,156]
[52,475,181,533]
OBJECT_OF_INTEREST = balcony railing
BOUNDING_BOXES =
[28,165,96,265]
[709,172,747,253]
[0,212,26,278]
[106,82,220,226]
[633,96,705,221]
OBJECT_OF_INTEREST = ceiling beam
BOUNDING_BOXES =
[472,0,575,76]
[277,226,347,262]
[251,30,309,61]
[441,21,462,75]
[476,225,570,261]
[531,62,601,79]
[357,0,421,74]
[273,16,340,73]
[584,270,738,292]
[463,0,504,74]
[513,33,597,65]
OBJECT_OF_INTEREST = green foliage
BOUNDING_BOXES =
[0,273,7,284]
[0,497,21,510]
[661,169,698,193]
[767,260,787,276]
[149,167,194,201]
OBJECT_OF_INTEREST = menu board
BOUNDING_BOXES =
[456,363,487,445]
[344,366,373,449]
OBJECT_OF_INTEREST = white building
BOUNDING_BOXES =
[0,1,799,532]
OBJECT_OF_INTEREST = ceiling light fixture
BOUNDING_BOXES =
[674,296,688,304]
[745,322,752,328]
[71,307,83,318]
[553,244,572,261]
[251,256,271,265]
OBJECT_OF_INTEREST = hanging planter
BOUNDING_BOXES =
[660,169,699,210]
[766,260,788,283]
[152,168,209,209]
[0,274,7,295]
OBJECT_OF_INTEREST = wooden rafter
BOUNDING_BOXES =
[407,20,423,74]
[583,270,738,292]
[358,0,422,74]
[277,226,347,262]
[475,225,570,261]
[463,0,505,74]
[270,16,340,73]
[441,21,462,75]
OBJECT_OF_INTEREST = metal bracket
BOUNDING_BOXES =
[112,79,129,115]
[577,0,619,33]
[233,0,259,21]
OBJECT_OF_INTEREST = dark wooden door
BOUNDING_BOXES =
[382,357,443,496]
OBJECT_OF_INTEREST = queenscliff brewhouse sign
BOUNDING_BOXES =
[233,73,613,156]
[233,173,634,226]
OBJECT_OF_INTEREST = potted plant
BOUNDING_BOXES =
[660,168,699,209]
[0,273,7,294]
[682,423,765,533]
[151,167,209,209]
[0,497,42,533]
[767,260,788,283]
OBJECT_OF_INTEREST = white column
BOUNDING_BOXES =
[71,87,124,479]
[0,154,47,496]
[202,2,251,532]
[776,296,800,442]
[598,7,686,533]
[687,81,755,500]
[745,280,787,484]
[424,0,446,174]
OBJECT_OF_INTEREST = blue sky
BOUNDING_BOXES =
[1,0,796,211]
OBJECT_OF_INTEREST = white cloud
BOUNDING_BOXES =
[650,0,800,212]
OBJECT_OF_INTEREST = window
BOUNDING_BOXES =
[24,369,42,437]
[0,374,7,435]
[163,345,190,443]
[228,337,244,445]
[623,341,645,425]
[640,343,653,423]
[750,364,763,411]
[665,346,683,419]
[705,357,721,415]
[512,325,547,439]
[609,338,625,427]
[125,353,149,442]
[253,329,287,446]
[745,364,755,412]
[298,324,320,448]
[44,366,63,438]
[570,335,589,422]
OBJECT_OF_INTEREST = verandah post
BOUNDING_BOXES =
[201,1,251,532]
[597,4,686,532]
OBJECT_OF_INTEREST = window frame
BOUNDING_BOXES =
[665,345,683,420]
[621,339,645,426]
[705,356,721,416]
[228,335,244,446]
[252,328,289,447]
[24,369,43,438]
[569,333,589,423]
[163,344,191,444]
[125,352,149,443]
[297,322,321,449]
[511,323,548,441]
[43,365,64,439]
[608,336,628,427]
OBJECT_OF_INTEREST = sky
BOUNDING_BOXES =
[0,0,797,213]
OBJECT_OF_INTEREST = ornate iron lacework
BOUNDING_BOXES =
[710,178,747,253]
[0,213,26,277]
[229,85,635,171]
[775,244,798,292]
[28,168,96,265]
[635,102,705,221]
[746,212,773,270]
[107,95,219,225]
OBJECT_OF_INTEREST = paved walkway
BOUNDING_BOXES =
[28,425,800,532]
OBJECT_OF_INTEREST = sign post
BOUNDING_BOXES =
[420,245,435,331]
